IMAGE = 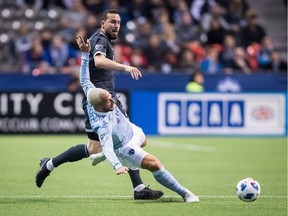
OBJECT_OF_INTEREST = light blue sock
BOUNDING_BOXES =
[153,166,187,197]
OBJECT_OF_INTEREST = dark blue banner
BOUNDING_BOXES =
[0,73,286,92]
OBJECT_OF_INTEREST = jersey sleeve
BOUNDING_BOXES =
[91,37,107,57]
[79,52,96,96]
[97,121,123,170]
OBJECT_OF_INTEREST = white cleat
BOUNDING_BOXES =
[89,152,106,166]
[184,191,200,203]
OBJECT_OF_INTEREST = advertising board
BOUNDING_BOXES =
[131,91,286,136]
[158,93,286,135]
[0,92,128,134]
[0,92,85,133]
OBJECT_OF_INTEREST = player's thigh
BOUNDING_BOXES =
[117,144,148,169]
[87,139,102,154]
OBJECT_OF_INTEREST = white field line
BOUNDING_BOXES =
[148,140,215,152]
[0,195,286,199]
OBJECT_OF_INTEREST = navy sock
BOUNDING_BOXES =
[52,144,89,167]
[128,169,144,188]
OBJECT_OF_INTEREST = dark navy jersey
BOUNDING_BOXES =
[88,29,116,97]
[82,31,128,140]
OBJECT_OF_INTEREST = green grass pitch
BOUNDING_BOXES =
[0,135,286,216]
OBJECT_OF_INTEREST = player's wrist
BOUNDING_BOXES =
[114,163,123,170]
[81,52,89,60]
[123,65,132,72]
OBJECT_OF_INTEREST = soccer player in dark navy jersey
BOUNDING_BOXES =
[88,29,116,94]
[35,9,163,200]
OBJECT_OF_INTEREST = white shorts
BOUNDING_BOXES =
[115,123,148,170]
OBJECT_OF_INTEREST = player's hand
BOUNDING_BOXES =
[76,34,90,53]
[124,66,142,80]
[116,166,129,175]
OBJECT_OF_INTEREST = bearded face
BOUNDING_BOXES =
[101,13,121,40]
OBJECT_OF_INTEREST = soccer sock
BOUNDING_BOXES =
[134,184,145,192]
[128,169,144,190]
[153,166,187,197]
[51,144,89,168]
[46,159,54,171]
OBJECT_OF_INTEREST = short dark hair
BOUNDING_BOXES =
[101,9,119,21]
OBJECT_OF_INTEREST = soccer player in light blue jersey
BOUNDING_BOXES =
[76,34,199,203]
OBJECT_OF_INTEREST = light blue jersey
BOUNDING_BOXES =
[80,52,133,170]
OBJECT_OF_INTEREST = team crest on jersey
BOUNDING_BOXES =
[100,133,108,142]
[128,149,135,155]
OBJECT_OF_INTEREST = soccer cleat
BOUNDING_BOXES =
[134,186,164,200]
[183,191,199,203]
[35,158,51,188]
[89,152,106,166]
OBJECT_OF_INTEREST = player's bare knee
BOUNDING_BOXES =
[141,154,162,171]
[148,159,162,172]
[153,160,162,170]
[87,144,96,154]
[87,140,102,154]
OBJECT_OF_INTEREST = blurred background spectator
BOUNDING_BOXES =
[201,3,230,34]
[143,33,170,73]
[205,18,227,45]
[230,46,252,74]
[177,48,198,73]
[42,34,78,73]
[185,70,205,92]
[240,11,266,48]
[10,22,34,72]
[23,35,45,73]
[219,34,237,73]
[0,0,286,76]
[59,0,89,41]
[175,11,201,44]
[262,49,287,73]
[257,36,274,68]
[200,45,223,74]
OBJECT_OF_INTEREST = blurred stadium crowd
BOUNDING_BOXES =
[0,0,286,75]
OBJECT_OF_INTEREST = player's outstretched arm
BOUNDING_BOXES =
[94,55,142,80]
[98,125,125,173]
[76,34,95,95]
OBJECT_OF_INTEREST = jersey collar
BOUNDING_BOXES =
[100,30,110,41]
[94,110,109,116]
